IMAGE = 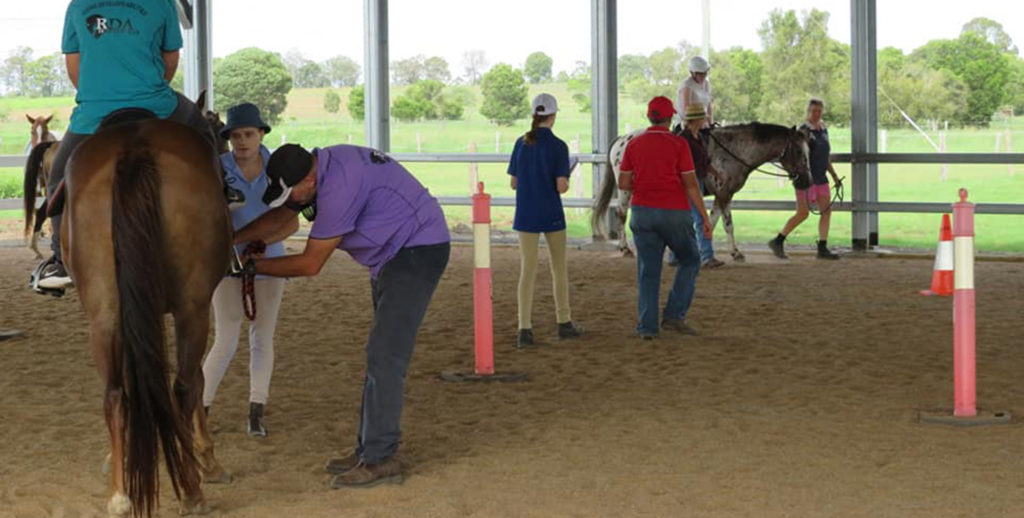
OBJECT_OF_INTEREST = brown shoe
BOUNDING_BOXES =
[661,318,699,335]
[324,453,360,475]
[329,458,403,489]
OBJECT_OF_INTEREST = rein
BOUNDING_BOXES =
[705,130,793,179]
[241,241,266,321]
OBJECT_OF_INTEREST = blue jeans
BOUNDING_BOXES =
[629,206,700,336]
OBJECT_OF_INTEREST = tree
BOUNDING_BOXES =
[323,89,341,113]
[913,32,1010,126]
[423,56,451,83]
[962,17,1017,56]
[566,61,592,112]
[462,50,488,84]
[618,54,650,85]
[524,52,553,83]
[479,64,529,126]
[709,47,763,122]
[391,95,427,122]
[348,85,365,121]
[1004,56,1024,113]
[757,9,851,125]
[392,55,424,85]
[213,47,292,124]
[1,46,34,95]
[877,47,965,127]
[294,61,330,88]
[24,53,64,97]
[323,55,360,86]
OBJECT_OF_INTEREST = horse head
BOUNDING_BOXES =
[26,114,55,147]
[195,90,228,154]
[779,126,813,190]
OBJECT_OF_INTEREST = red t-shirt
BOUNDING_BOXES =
[620,126,695,210]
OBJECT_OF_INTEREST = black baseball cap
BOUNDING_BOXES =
[263,144,314,207]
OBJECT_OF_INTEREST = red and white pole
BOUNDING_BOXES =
[472,182,495,376]
[952,188,976,417]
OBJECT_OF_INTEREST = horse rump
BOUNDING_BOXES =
[110,136,198,516]
[23,140,56,236]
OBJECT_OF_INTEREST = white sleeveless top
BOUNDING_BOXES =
[677,76,712,120]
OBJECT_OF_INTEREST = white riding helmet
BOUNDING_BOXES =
[688,56,711,74]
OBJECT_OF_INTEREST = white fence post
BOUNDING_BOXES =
[880,129,887,153]
[495,131,500,153]
[468,142,479,195]
[416,131,422,153]
[940,131,948,182]
[1007,129,1014,177]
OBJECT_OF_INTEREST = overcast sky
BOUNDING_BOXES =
[3,1,1023,76]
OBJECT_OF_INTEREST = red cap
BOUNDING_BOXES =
[647,96,676,119]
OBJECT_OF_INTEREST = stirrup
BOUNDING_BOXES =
[29,256,66,297]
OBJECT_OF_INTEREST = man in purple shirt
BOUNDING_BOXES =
[234,143,450,488]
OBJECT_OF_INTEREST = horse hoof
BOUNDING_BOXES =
[107,493,131,517]
[203,468,233,484]
[179,500,212,516]
[620,248,634,258]
[732,254,746,263]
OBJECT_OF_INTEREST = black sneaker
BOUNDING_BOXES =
[37,259,72,289]
[557,321,585,340]
[247,403,267,438]
[226,185,246,211]
[516,329,535,349]
[768,234,788,259]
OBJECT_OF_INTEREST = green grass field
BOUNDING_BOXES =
[3,84,1022,252]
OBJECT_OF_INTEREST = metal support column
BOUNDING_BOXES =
[364,0,390,151]
[591,0,617,238]
[850,0,877,251]
[182,0,213,106]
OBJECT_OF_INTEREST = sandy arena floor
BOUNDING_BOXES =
[1,237,1023,517]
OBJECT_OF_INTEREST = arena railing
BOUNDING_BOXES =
[3,152,1024,215]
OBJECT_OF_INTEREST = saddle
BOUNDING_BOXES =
[45,108,159,218]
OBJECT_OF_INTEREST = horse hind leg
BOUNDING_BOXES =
[90,320,130,517]
[173,306,231,495]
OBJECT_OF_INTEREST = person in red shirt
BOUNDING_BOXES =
[618,96,712,339]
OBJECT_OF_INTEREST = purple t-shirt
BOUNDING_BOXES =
[309,145,450,278]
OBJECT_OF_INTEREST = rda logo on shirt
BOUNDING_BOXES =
[86,14,139,38]
[369,150,392,164]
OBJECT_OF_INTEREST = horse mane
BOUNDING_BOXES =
[716,122,791,143]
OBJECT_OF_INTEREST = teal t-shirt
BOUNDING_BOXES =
[62,0,183,134]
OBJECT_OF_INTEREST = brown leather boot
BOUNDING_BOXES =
[329,458,403,489]
[324,453,360,475]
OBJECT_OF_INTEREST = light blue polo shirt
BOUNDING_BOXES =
[62,0,182,134]
[222,145,286,275]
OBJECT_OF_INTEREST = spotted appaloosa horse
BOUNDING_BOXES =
[592,122,813,261]
[59,95,232,517]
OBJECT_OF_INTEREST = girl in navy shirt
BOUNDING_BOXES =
[508,94,584,348]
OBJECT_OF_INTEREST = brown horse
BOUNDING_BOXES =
[26,113,57,150]
[23,139,59,259]
[60,112,233,516]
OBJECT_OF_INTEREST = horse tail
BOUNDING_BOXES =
[111,136,196,516]
[23,141,55,236]
[591,146,618,238]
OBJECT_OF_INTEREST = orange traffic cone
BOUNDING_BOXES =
[920,214,954,296]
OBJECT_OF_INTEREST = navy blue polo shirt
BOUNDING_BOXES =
[801,122,831,185]
[507,128,571,233]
